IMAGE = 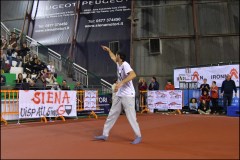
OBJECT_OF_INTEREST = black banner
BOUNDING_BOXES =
[77,0,131,78]
[31,0,132,80]
[31,1,76,45]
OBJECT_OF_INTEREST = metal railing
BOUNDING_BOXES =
[1,22,10,41]
[100,79,112,94]
[1,23,113,90]
[13,28,92,87]
[73,63,88,86]
[13,28,89,87]
[48,48,62,72]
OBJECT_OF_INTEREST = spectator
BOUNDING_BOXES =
[1,38,8,64]
[41,67,50,79]
[15,73,24,89]
[198,99,211,115]
[6,45,14,66]
[38,60,47,73]
[1,49,7,71]
[30,54,38,62]
[138,77,147,92]
[200,78,210,95]
[35,71,41,80]
[46,72,56,85]
[35,73,46,90]
[60,80,70,90]
[45,72,56,90]
[9,32,20,48]
[164,80,175,90]
[198,90,211,114]
[6,32,20,66]
[22,54,32,73]
[34,60,43,74]
[210,81,219,114]
[74,81,83,90]
[31,58,39,74]
[47,61,57,78]
[15,46,21,58]
[148,76,159,90]
[1,39,8,60]
[20,80,30,90]
[24,73,32,83]
[29,79,37,90]
[200,90,211,104]
[1,38,8,51]
[138,77,147,106]
[11,48,21,67]
[19,42,30,59]
[188,98,198,114]
[221,74,237,114]
[1,74,6,86]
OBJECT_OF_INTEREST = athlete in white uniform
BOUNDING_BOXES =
[94,45,142,144]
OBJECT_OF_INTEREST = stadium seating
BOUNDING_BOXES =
[10,67,23,76]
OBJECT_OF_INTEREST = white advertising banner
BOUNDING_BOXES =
[147,90,183,112]
[19,90,77,118]
[84,90,97,110]
[174,64,239,88]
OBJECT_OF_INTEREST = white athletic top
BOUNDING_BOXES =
[116,61,135,97]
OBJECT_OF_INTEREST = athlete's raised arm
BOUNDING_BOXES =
[101,45,117,63]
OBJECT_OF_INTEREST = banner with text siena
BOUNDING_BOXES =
[19,90,77,118]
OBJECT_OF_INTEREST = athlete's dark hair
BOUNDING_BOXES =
[116,52,126,62]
